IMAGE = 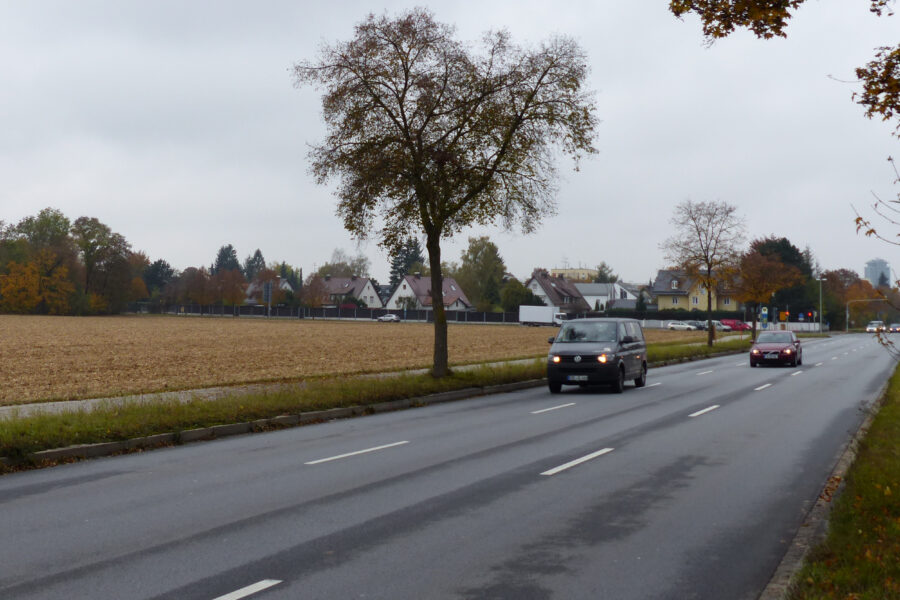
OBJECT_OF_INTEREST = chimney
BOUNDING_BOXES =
[415,272,421,279]
[351,275,358,281]
[324,274,331,281]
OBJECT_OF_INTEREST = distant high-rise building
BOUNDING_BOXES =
[865,258,891,288]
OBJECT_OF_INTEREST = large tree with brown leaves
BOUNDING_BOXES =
[294,8,598,376]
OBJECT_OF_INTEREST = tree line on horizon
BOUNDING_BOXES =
[2,205,895,328]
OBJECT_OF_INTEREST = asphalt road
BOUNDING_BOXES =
[0,333,894,600]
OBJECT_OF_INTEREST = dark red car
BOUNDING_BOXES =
[750,331,802,367]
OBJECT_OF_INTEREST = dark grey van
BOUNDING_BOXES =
[547,318,647,393]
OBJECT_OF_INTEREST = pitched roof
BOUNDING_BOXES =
[398,274,472,308]
[573,282,616,296]
[322,276,371,299]
[527,269,590,311]
[651,269,736,296]
[651,270,693,296]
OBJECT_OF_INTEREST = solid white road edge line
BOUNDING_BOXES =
[755,383,772,391]
[791,371,802,376]
[531,403,576,414]
[305,441,410,465]
[213,579,282,600]
[645,382,662,388]
[697,370,714,376]
[815,362,824,367]
[541,448,614,476]
[689,405,720,418]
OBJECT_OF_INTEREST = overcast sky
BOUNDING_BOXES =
[1,1,897,284]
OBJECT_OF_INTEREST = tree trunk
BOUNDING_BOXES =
[706,277,714,347]
[426,232,449,378]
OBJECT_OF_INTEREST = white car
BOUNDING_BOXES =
[377,314,401,322]
[667,320,696,331]
[866,320,885,332]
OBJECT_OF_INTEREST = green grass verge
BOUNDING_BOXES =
[0,338,752,469]
[787,366,900,599]
[0,361,545,464]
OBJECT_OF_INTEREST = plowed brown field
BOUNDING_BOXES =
[0,315,703,405]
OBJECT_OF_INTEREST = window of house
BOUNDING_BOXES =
[692,297,699,305]
[723,297,731,305]
[671,280,678,289]
[402,284,406,290]
[672,297,679,305]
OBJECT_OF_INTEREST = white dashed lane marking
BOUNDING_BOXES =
[305,441,409,465]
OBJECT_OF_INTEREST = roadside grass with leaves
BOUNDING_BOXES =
[788,366,900,599]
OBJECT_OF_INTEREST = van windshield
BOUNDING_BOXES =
[556,321,617,343]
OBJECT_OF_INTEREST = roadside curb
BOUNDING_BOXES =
[0,378,546,468]
[757,378,891,600]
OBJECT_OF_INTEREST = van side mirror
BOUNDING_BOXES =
[622,335,635,344]
[548,337,555,344]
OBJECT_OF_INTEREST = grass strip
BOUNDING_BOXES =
[787,366,900,599]
[0,361,545,465]
[0,337,755,469]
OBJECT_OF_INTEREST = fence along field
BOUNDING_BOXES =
[0,315,707,405]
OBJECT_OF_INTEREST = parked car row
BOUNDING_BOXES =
[667,319,751,332]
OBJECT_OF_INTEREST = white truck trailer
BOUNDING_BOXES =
[519,305,565,326]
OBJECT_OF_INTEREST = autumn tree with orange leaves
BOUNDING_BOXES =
[733,250,803,338]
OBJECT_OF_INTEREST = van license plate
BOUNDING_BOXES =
[568,375,588,382]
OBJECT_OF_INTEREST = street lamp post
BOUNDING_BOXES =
[846,298,884,332]
[818,278,824,333]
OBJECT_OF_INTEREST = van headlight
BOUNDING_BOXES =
[597,354,608,363]
[551,355,561,363]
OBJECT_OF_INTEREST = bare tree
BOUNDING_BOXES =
[293,8,597,377]
[662,199,746,346]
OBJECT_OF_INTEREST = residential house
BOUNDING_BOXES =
[574,282,638,311]
[650,269,738,311]
[525,269,590,313]
[322,275,383,308]
[245,277,294,304]
[384,273,472,311]
[573,283,615,311]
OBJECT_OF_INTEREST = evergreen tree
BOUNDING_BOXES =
[212,244,241,275]
[388,237,426,289]
[243,249,266,281]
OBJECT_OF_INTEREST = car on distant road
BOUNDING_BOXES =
[711,320,732,332]
[685,320,707,330]
[720,318,751,331]
[866,320,886,333]
[750,331,802,367]
[547,318,647,394]
[376,314,401,322]
[667,320,696,331]
[890,323,900,333]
